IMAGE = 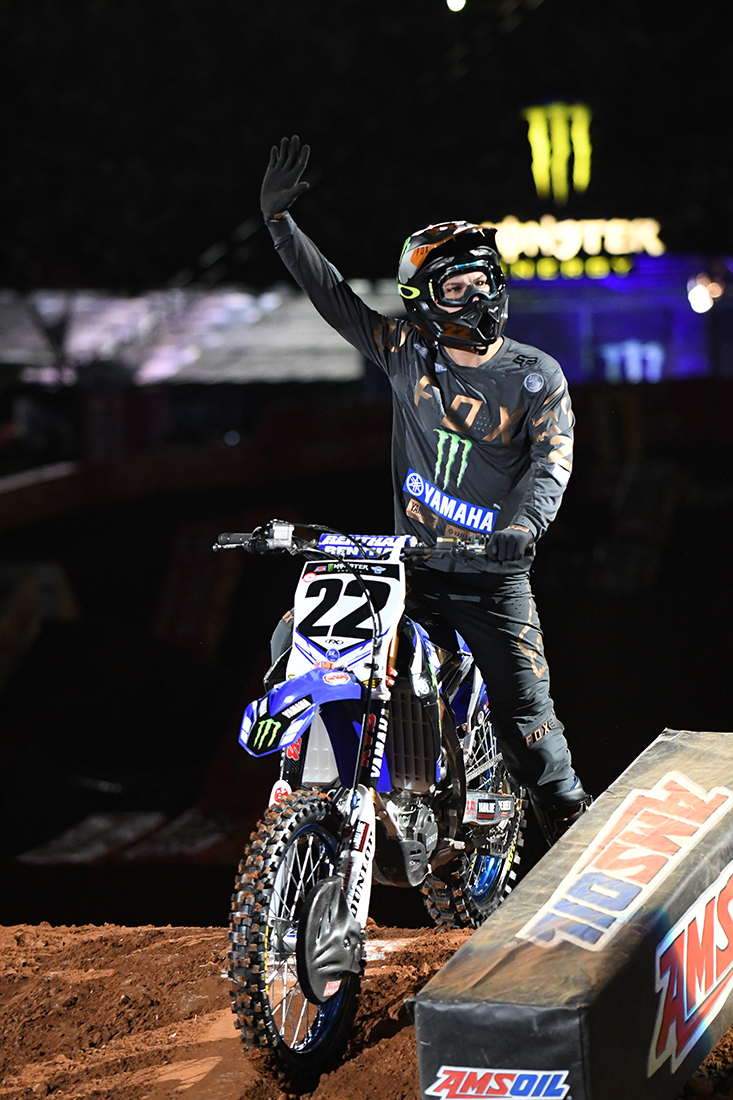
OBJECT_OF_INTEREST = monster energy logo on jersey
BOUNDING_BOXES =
[251,717,282,752]
[434,429,471,489]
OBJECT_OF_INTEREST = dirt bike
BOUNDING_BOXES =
[217,519,525,1086]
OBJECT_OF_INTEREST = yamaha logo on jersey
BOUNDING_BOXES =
[405,471,425,497]
[403,468,497,533]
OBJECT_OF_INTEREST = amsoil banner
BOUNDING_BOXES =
[411,729,733,1100]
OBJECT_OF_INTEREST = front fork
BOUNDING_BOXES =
[338,636,399,929]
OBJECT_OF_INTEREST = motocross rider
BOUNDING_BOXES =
[261,136,592,846]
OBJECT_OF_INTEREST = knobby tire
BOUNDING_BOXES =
[228,790,361,1088]
[422,719,526,928]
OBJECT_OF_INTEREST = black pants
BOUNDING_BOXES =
[406,566,577,802]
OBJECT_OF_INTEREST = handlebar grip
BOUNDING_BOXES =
[216,532,253,546]
[215,523,293,553]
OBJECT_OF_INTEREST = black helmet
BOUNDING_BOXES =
[397,221,508,352]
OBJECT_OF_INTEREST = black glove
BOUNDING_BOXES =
[487,525,534,563]
[260,135,310,222]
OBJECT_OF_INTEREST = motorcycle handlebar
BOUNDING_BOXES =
[216,533,252,546]
[213,522,488,559]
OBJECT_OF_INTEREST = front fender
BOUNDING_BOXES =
[239,668,363,757]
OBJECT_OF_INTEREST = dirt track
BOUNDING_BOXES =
[1,921,732,1100]
[0,921,472,1100]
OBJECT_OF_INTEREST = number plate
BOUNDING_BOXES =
[288,561,405,683]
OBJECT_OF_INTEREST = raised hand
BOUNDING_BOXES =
[260,135,311,221]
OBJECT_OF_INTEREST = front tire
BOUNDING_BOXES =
[228,791,361,1087]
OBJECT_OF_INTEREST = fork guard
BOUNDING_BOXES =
[296,876,363,1004]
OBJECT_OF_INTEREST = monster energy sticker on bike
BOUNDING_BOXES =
[246,695,313,755]
[402,468,496,533]
[250,717,283,753]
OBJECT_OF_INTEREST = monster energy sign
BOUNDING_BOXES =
[479,102,665,282]
[251,717,282,752]
[403,468,496,534]
[523,102,592,206]
[434,429,471,489]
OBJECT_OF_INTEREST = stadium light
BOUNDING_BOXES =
[688,273,723,314]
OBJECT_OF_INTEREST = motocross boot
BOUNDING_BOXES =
[531,779,593,848]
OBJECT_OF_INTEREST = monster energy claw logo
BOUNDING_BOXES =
[523,102,591,206]
[434,429,471,489]
[252,717,282,751]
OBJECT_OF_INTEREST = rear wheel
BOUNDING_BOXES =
[422,714,525,928]
[228,791,361,1087]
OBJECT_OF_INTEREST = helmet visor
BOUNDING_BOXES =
[431,261,505,309]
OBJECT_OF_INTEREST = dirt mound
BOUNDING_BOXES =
[0,921,730,1100]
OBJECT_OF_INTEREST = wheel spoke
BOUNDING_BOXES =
[464,716,501,786]
[290,839,308,903]
[292,989,311,1043]
[281,963,297,1033]
[270,848,298,919]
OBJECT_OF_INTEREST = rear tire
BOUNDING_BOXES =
[228,791,361,1088]
[422,714,525,928]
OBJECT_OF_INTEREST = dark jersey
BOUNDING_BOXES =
[268,213,574,573]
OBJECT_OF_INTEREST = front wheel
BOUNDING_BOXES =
[228,791,361,1087]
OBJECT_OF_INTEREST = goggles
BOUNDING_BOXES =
[430,261,505,309]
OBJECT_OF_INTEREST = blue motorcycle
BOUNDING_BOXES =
[217,520,524,1086]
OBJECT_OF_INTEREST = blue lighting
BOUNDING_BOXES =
[505,254,730,385]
